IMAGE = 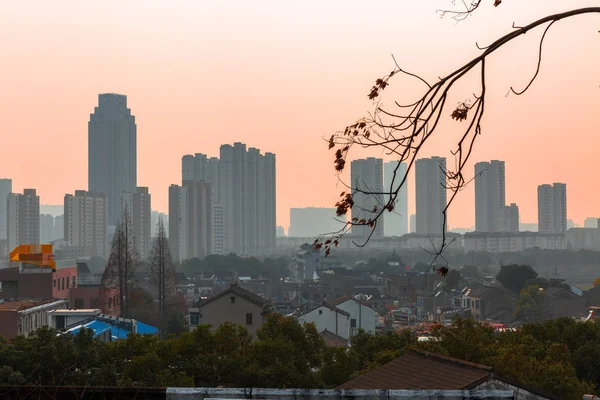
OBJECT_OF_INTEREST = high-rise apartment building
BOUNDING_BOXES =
[150,211,169,238]
[64,191,108,257]
[121,187,152,259]
[54,215,64,240]
[212,203,225,254]
[40,214,55,244]
[415,157,447,235]
[474,160,506,232]
[289,208,340,237]
[0,179,12,240]
[538,183,567,233]
[182,154,220,201]
[88,93,137,226]
[7,189,40,251]
[497,203,519,233]
[383,161,408,237]
[219,143,276,255]
[350,158,384,239]
[410,214,416,233]
[168,185,188,262]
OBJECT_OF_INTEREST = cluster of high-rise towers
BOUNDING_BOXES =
[0,93,276,261]
[349,157,567,237]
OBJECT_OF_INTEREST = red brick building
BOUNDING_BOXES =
[0,265,77,300]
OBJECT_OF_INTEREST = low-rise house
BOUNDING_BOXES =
[337,349,557,399]
[330,296,377,336]
[188,282,272,335]
[463,285,517,323]
[297,302,350,339]
[52,311,158,342]
[0,298,68,338]
[544,287,587,320]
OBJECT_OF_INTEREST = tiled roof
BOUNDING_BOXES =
[331,295,376,311]
[337,350,492,390]
[191,283,270,309]
[298,302,350,318]
[320,329,348,347]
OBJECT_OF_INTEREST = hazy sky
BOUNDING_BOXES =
[0,1,598,230]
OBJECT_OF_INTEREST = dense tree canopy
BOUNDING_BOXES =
[496,264,538,294]
[180,254,290,280]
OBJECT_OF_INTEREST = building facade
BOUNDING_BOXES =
[288,207,340,238]
[0,299,68,339]
[88,93,137,226]
[538,183,567,234]
[0,178,12,240]
[415,157,447,235]
[64,191,108,258]
[7,189,40,251]
[350,158,384,239]
[497,203,519,233]
[121,187,152,259]
[474,160,506,232]
[383,161,408,237]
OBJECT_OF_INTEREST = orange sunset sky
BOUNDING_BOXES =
[0,1,598,231]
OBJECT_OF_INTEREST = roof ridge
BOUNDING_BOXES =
[409,349,493,372]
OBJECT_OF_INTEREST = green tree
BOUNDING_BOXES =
[444,269,462,290]
[496,264,538,294]
[514,285,546,323]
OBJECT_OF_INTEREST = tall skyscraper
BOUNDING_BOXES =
[383,161,408,237]
[151,211,169,238]
[289,208,340,237]
[474,160,506,232]
[350,158,384,239]
[54,215,64,240]
[0,179,12,240]
[410,214,416,233]
[7,189,40,251]
[212,203,225,254]
[88,93,137,226]
[219,143,276,255]
[538,183,567,233]
[64,191,108,257]
[415,157,447,235]
[121,187,152,259]
[168,184,188,262]
[40,214,55,243]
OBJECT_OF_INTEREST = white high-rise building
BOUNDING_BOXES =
[168,185,189,262]
[538,183,567,234]
[383,161,408,237]
[415,157,447,235]
[0,179,12,240]
[64,191,108,257]
[350,158,384,239]
[151,211,169,238]
[474,160,506,232]
[212,203,225,254]
[7,189,40,251]
[121,187,152,259]
[88,93,137,226]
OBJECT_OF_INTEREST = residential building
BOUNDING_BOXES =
[212,203,225,254]
[39,214,55,243]
[330,296,377,336]
[54,215,64,240]
[337,349,555,399]
[0,299,68,338]
[538,183,567,233]
[168,184,188,262]
[7,189,40,252]
[70,260,119,315]
[350,158,384,239]
[584,217,599,228]
[150,211,168,238]
[544,287,586,320]
[464,231,565,253]
[463,285,517,323]
[64,191,108,258]
[0,263,77,300]
[121,187,152,259]
[474,160,505,232]
[189,283,272,336]
[297,302,351,339]
[182,153,220,198]
[0,178,12,240]
[410,213,416,233]
[566,225,600,250]
[415,157,447,235]
[219,143,276,255]
[496,203,519,233]
[289,207,340,237]
[88,93,137,226]
[383,161,408,237]
[276,226,285,237]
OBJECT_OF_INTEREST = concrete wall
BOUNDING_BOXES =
[336,299,376,335]
[297,306,350,339]
[195,293,266,336]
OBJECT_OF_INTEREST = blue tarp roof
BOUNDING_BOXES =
[66,318,158,340]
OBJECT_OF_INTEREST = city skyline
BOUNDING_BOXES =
[0,1,598,230]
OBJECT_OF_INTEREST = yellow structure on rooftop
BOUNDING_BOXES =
[9,244,56,272]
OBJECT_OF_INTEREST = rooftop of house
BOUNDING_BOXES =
[0,298,65,312]
[330,295,376,311]
[190,282,270,309]
[298,302,351,318]
[337,350,493,390]
[50,309,100,314]
[320,329,348,347]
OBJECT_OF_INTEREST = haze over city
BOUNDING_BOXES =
[1,0,598,230]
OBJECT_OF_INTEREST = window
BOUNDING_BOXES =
[108,297,112,309]
[55,316,66,330]
[190,313,200,326]
[318,309,323,315]
[53,279,56,288]
[230,296,236,304]
[62,278,65,290]
[475,299,480,310]
[74,298,84,309]
[90,298,99,309]
[350,319,357,328]
[246,313,253,325]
